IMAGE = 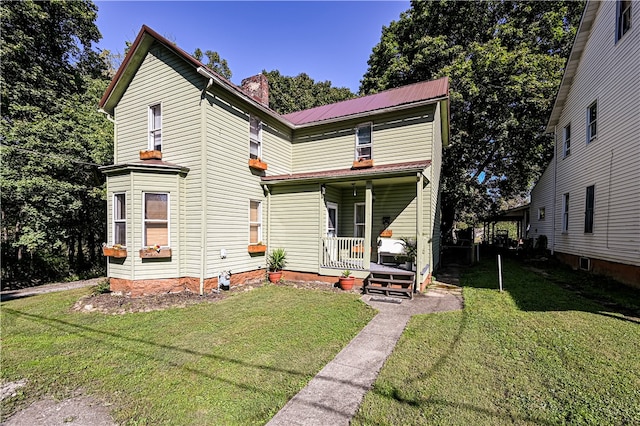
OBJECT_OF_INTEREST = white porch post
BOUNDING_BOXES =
[364,181,373,270]
[416,172,424,290]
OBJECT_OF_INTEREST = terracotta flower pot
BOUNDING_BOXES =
[268,271,283,283]
[339,276,355,291]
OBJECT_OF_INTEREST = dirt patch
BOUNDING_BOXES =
[2,395,115,426]
[71,280,355,315]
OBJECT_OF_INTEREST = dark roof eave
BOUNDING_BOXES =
[100,162,190,175]
[261,161,431,185]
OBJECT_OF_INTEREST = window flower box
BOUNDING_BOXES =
[380,229,393,238]
[139,247,172,258]
[248,244,267,253]
[140,150,162,160]
[352,159,374,169]
[248,158,268,171]
[102,246,128,258]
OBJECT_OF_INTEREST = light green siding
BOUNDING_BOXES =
[268,184,320,273]
[292,106,436,173]
[106,173,132,279]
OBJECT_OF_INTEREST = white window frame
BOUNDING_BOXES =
[113,193,126,246]
[355,123,373,161]
[326,202,338,237]
[143,192,170,247]
[249,116,262,160]
[148,103,162,151]
[354,203,365,238]
[616,0,632,42]
[538,207,545,221]
[563,123,571,157]
[562,193,570,233]
[584,185,595,234]
[587,101,597,143]
[249,200,262,244]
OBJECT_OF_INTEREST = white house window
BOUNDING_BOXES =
[113,193,126,246]
[538,207,545,221]
[249,200,262,244]
[326,202,338,237]
[354,203,365,238]
[355,123,372,161]
[563,124,571,157]
[562,193,570,233]
[617,0,632,42]
[144,193,169,247]
[584,185,595,234]
[587,101,597,142]
[149,104,162,151]
[249,116,262,160]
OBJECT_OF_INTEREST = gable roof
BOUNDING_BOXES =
[284,77,449,125]
[99,25,449,130]
[545,1,600,133]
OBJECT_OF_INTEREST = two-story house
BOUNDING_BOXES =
[529,0,639,287]
[99,25,449,296]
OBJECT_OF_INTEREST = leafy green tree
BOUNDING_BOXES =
[1,0,112,287]
[263,70,355,115]
[193,48,232,80]
[361,0,583,233]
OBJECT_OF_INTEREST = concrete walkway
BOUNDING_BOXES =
[267,273,463,426]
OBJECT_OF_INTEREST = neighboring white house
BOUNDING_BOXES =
[530,0,639,287]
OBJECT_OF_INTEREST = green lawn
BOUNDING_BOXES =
[353,259,640,425]
[1,285,375,425]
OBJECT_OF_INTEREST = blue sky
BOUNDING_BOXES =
[95,1,410,93]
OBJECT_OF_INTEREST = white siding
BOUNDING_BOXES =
[551,1,640,266]
[529,161,555,242]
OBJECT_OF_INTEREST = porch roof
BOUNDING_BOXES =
[261,160,430,185]
[100,159,190,176]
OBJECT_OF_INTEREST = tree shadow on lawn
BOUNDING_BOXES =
[462,258,640,324]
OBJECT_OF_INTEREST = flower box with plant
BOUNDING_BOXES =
[139,150,162,160]
[338,269,355,290]
[248,158,268,171]
[102,244,127,258]
[352,158,374,169]
[248,242,267,253]
[139,244,172,258]
[267,248,287,283]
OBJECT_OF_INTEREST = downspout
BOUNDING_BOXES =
[551,126,557,255]
[199,78,214,295]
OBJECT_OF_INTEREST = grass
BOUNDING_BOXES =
[1,285,376,425]
[353,258,640,425]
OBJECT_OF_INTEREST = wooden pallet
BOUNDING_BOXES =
[364,271,414,299]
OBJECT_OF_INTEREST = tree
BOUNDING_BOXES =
[1,0,112,287]
[263,70,355,115]
[193,48,232,80]
[361,0,583,234]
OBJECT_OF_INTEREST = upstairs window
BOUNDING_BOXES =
[249,200,262,244]
[584,185,595,233]
[113,193,126,246]
[562,193,570,233]
[149,104,162,151]
[563,124,571,157]
[249,116,262,159]
[538,207,546,221]
[144,193,169,247]
[617,0,632,42]
[355,123,372,161]
[587,101,597,142]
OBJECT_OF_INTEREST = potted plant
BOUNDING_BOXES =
[267,248,287,283]
[400,237,417,271]
[338,269,355,290]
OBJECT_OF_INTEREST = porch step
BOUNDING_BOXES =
[364,271,415,299]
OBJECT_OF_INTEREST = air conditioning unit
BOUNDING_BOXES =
[579,257,591,271]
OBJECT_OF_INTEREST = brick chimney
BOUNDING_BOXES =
[240,74,269,107]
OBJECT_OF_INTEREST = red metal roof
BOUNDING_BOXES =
[261,160,431,184]
[283,77,449,125]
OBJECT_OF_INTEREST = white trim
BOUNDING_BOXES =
[587,100,597,143]
[355,122,373,161]
[563,123,571,157]
[249,115,262,159]
[326,202,338,237]
[142,192,170,247]
[249,199,262,244]
[562,192,570,233]
[113,192,126,246]
[148,102,162,151]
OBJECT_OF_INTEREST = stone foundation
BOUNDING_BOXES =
[555,252,640,289]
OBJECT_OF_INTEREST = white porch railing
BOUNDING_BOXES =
[321,237,366,270]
